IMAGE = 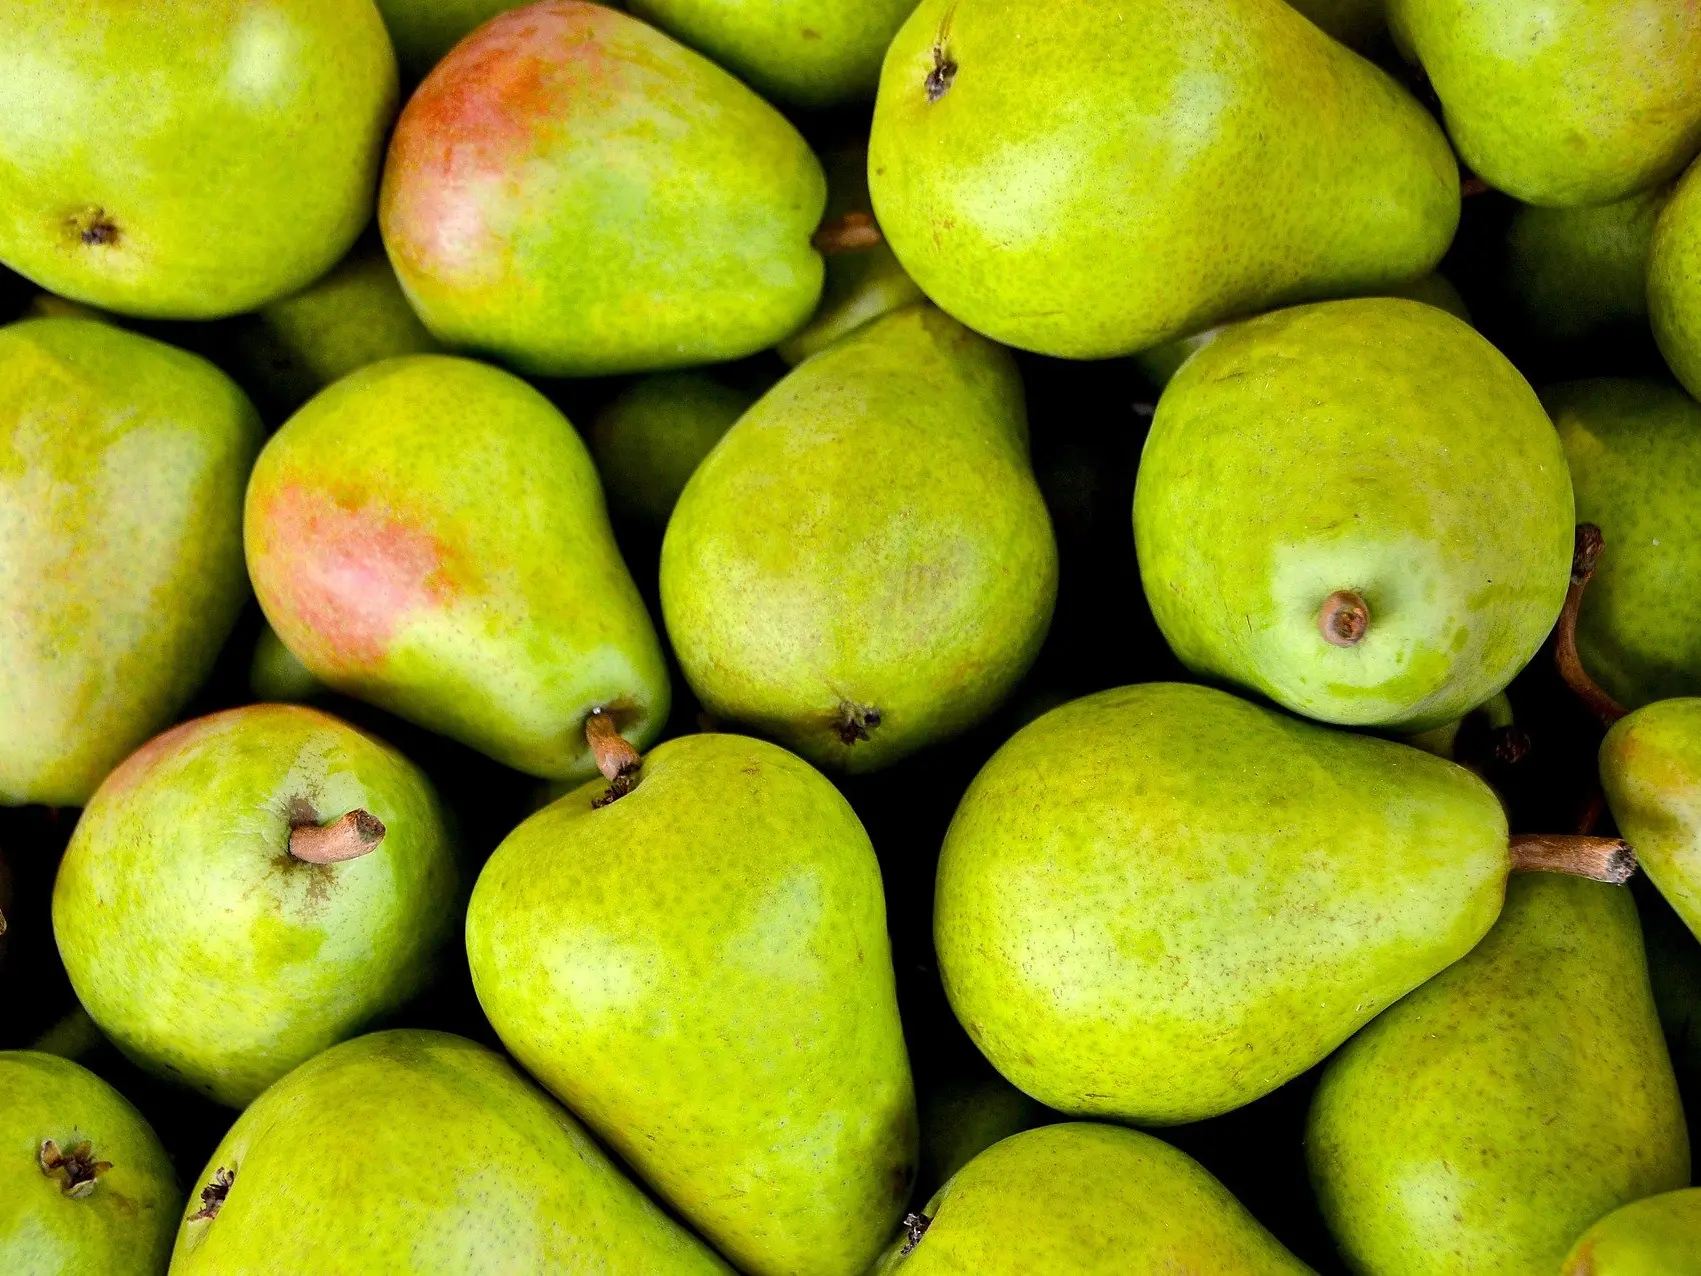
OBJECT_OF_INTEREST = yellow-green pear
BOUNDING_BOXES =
[1603,699,1701,942]
[590,372,754,525]
[1506,187,1671,344]
[1562,1189,1701,1275]
[1651,156,1701,401]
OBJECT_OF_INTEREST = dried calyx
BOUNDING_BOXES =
[587,709,642,808]
[899,1211,932,1255]
[190,1167,235,1221]
[289,809,386,864]
[1319,590,1370,647]
[39,1139,111,1197]
[1554,523,1626,727]
[834,702,882,746]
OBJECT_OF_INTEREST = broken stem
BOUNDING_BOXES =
[1509,833,1636,884]
[586,709,641,806]
[812,211,884,254]
[1554,524,1626,727]
[289,810,385,864]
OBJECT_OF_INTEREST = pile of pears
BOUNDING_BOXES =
[4,0,1701,1272]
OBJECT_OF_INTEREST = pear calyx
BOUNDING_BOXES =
[1554,523,1627,726]
[899,1211,932,1255]
[1319,590,1370,647]
[190,1166,235,1221]
[38,1139,111,1198]
[1509,833,1637,884]
[925,22,957,103]
[812,212,883,255]
[833,701,883,745]
[586,709,641,808]
[288,809,386,864]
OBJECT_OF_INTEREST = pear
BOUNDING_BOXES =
[171,1030,732,1273]
[590,373,754,525]
[1602,699,1701,942]
[661,305,1057,772]
[245,354,670,783]
[936,682,1636,1125]
[1641,886,1701,1093]
[1505,187,1671,344]
[1548,379,1701,709]
[465,732,917,1276]
[777,140,925,366]
[917,1076,1050,1199]
[1388,0,1701,208]
[0,1,395,318]
[868,0,1457,360]
[380,2,825,377]
[249,622,327,704]
[52,704,459,1107]
[224,244,442,421]
[1651,157,1701,402]
[374,0,529,80]
[1307,873,1689,1275]
[872,1123,1311,1274]
[0,318,263,807]
[627,0,918,107]
[0,1050,178,1274]
[1562,1189,1701,1275]
[1136,298,1572,731]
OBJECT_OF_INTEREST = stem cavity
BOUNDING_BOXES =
[1509,833,1637,884]
[1319,590,1370,647]
[289,810,385,864]
[1554,524,1626,727]
[587,709,641,808]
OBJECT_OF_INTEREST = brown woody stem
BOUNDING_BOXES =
[1509,833,1636,884]
[1319,590,1370,647]
[1554,524,1626,727]
[812,211,883,254]
[1460,176,1492,198]
[289,810,385,864]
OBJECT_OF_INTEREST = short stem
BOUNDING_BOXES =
[1509,833,1636,884]
[1460,176,1492,197]
[1554,524,1626,727]
[812,211,884,254]
[289,810,385,864]
[585,710,641,783]
[1319,590,1370,647]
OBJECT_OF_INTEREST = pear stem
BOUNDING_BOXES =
[1554,524,1626,727]
[1319,590,1370,647]
[1509,833,1636,884]
[289,810,385,864]
[0,905,6,937]
[1460,176,1492,198]
[586,710,641,807]
[812,211,883,255]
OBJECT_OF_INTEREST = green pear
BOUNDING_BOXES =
[1651,157,1701,402]
[1562,1189,1701,1275]
[0,1,396,319]
[1641,887,1701,1092]
[224,244,442,420]
[917,1076,1050,1200]
[1549,379,1701,708]
[466,732,917,1276]
[171,1030,732,1273]
[936,681,1635,1125]
[1285,0,1386,52]
[868,0,1457,360]
[1307,872,1689,1275]
[627,0,917,106]
[776,140,925,366]
[249,622,327,704]
[661,305,1057,772]
[872,1123,1311,1274]
[0,1051,178,1274]
[374,0,529,80]
[590,372,754,525]
[380,2,824,377]
[52,704,458,1107]
[1603,699,1701,941]
[1389,0,1701,208]
[1135,298,1574,732]
[245,354,670,783]
[0,318,262,807]
[1505,187,1671,344]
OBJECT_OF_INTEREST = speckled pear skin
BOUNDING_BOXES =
[873,1123,1313,1275]
[776,140,924,367]
[936,682,1509,1126]
[916,1076,1050,1200]
[1603,699,1701,942]
[661,305,1057,773]
[52,704,459,1108]
[465,733,917,1276]
[225,245,442,421]
[248,622,327,704]
[1308,873,1690,1276]
[0,318,262,807]
[590,372,753,525]
[380,2,825,378]
[245,354,670,783]
[1388,0,1701,208]
[0,1,396,319]
[0,1051,179,1275]
[374,0,530,80]
[1506,187,1671,344]
[1549,379,1701,709]
[628,0,917,106]
[170,1031,732,1275]
[1651,158,1701,401]
[1136,298,1574,732]
[1562,1189,1701,1276]
[868,0,1457,361]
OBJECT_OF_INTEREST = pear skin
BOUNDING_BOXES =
[1651,156,1701,402]
[375,0,530,81]
[1505,186,1671,344]
[916,1076,1050,1200]
[590,372,753,525]
[246,354,670,783]
[1603,699,1701,941]
[1562,1189,1701,1275]
[1308,873,1689,1275]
